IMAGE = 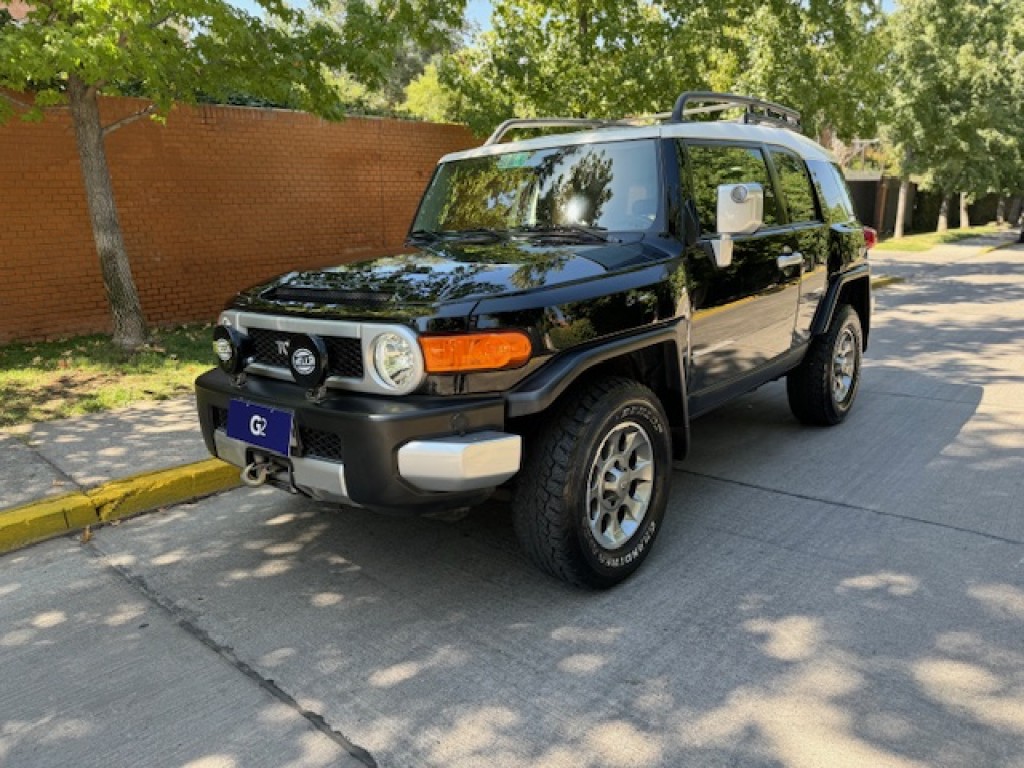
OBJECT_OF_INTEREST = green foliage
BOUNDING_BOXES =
[884,0,1024,198]
[0,0,467,122]
[402,62,453,122]
[439,0,886,140]
[315,0,466,115]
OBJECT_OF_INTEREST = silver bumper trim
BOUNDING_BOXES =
[213,429,354,504]
[397,431,522,492]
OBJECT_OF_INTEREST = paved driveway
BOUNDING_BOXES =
[3,246,1022,768]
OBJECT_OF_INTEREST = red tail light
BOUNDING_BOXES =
[863,227,878,250]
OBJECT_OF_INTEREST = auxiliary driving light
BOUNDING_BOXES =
[212,325,249,375]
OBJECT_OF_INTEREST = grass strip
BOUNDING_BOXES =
[0,324,213,429]
[874,224,1006,252]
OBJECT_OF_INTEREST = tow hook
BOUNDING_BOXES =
[241,460,271,487]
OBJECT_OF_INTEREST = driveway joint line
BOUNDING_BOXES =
[23,439,85,492]
[866,387,1024,412]
[677,469,1024,546]
[83,539,379,768]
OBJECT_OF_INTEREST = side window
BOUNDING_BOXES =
[770,148,819,223]
[685,143,779,234]
[806,159,857,224]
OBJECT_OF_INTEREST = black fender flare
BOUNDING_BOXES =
[811,264,872,350]
[505,323,691,460]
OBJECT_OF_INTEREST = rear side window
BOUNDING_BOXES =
[770,148,819,223]
[806,160,857,224]
[684,144,779,233]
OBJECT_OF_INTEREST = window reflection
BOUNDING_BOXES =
[685,144,779,233]
[414,140,660,233]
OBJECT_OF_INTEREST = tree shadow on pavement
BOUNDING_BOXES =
[3,247,1023,767]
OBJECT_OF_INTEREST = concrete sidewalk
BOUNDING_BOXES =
[2,228,1020,554]
[1,397,239,552]
[870,229,1020,284]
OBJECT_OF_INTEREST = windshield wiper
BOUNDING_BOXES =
[407,228,442,243]
[442,228,508,243]
[511,225,609,243]
[407,228,507,244]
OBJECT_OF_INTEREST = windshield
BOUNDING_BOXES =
[412,139,660,235]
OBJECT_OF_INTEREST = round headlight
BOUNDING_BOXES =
[212,325,248,375]
[373,332,417,389]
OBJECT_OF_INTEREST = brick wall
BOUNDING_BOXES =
[0,97,476,343]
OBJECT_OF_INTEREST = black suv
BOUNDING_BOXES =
[196,92,873,588]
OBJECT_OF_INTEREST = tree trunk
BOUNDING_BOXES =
[996,197,1006,225]
[894,176,911,238]
[937,194,951,232]
[1009,197,1023,226]
[67,76,148,350]
[577,1,591,65]
[959,192,970,229]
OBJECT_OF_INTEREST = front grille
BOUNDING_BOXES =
[213,405,343,462]
[297,426,344,462]
[213,406,228,429]
[247,329,363,379]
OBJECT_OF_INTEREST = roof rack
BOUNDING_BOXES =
[670,91,801,132]
[484,118,618,146]
[482,93,801,146]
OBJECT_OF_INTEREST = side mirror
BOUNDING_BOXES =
[712,183,764,268]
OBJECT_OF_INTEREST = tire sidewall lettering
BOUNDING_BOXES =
[614,403,665,434]
[580,399,668,574]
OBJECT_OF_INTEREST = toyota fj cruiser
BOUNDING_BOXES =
[195,91,874,588]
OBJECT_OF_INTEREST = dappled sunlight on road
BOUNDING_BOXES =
[0,539,351,767]
[968,583,1024,620]
[52,481,1020,767]
[4,245,1023,766]
[914,655,1024,735]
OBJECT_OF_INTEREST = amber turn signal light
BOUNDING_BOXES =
[420,331,532,373]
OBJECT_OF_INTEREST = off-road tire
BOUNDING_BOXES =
[787,304,863,426]
[512,377,672,588]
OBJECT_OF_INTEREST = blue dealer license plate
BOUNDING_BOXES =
[226,400,293,456]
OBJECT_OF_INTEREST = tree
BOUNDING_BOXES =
[718,0,887,141]
[317,0,465,114]
[402,62,453,123]
[440,0,885,141]
[884,0,1024,236]
[0,0,464,349]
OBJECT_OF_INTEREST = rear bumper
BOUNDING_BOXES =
[195,369,520,514]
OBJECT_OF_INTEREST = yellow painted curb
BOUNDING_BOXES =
[0,459,240,554]
[0,493,94,553]
[871,275,906,289]
[88,458,240,522]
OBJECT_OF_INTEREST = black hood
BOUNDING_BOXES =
[232,238,668,320]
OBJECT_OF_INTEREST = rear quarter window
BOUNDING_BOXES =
[806,160,857,224]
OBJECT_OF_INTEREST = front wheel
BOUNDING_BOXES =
[787,304,863,426]
[513,377,672,588]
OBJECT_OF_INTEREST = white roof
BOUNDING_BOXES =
[440,121,835,165]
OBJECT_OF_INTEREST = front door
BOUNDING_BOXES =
[679,142,803,403]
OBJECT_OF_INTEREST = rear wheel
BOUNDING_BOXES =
[787,304,863,425]
[513,377,672,588]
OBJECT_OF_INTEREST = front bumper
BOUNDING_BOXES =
[195,369,520,514]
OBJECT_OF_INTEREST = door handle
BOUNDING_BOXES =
[776,251,803,270]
